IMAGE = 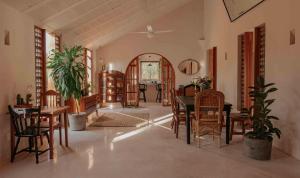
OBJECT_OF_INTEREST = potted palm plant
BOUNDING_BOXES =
[47,45,87,131]
[244,76,281,160]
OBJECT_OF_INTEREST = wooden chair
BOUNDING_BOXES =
[193,89,224,147]
[170,89,196,138]
[8,106,50,164]
[156,84,162,102]
[139,84,147,102]
[42,90,62,145]
[183,84,200,97]
[170,89,186,138]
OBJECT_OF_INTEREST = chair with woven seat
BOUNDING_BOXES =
[193,89,224,147]
[170,88,196,139]
[8,106,50,164]
[170,88,186,138]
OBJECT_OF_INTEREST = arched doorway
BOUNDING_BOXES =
[124,53,175,107]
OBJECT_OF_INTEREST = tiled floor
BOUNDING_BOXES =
[0,103,299,178]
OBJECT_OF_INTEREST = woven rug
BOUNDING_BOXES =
[90,112,150,127]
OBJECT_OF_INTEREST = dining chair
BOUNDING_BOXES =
[139,84,147,102]
[42,90,62,145]
[171,88,196,139]
[183,84,200,97]
[156,84,162,102]
[170,89,186,138]
[8,105,50,164]
[193,89,224,147]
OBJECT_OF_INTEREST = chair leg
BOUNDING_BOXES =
[59,115,62,145]
[11,137,20,162]
[242,121,246,135]
[175,120,179,139]
[45,132,50,145]
[40,136,44,145]
[34,137,39,164]
[218,135,222,148]
[230,119,234,140]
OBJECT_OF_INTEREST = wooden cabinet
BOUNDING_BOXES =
[65,94,98,113]
[99,70,125,104]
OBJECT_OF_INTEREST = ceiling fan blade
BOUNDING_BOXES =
[130,32,148,34]
[154,30,174,34]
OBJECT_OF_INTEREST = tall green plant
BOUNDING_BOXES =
[47,45,86,113]
[246,76,281,141]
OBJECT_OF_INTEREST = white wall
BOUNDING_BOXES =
[96,0,205,87]
[0,1,35,165]
[204,0,300,159]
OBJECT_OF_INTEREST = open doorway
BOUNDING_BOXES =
[124,53,175,107]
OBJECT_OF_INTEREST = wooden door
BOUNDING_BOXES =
[161,57,175,106]
[125,58,139,107]
[208,47,217,90]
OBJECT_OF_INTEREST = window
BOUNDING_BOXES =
[140,61,160,81]
[83,48,93,94]
[46,32,56,91]
[34,26,61,106]
[34,26,46,106]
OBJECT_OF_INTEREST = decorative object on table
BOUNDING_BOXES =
[244,76,281,160]
[191,76,212,90]
[178,58,200,75]
[16,94,22,105]
[25,94,32,104]
[47,45,87,131]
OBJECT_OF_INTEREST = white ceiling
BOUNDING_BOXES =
[2,0,193,48]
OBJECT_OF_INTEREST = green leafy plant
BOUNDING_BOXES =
[246,76,281,141]
[47,45,86,113]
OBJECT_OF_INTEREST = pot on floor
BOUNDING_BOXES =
[244,136,273,160]
[68,112,87,131]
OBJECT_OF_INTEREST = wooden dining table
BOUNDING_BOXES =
[176,96,232,145]
[11,106,70,160]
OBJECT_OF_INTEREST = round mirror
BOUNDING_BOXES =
[178,59,200,75]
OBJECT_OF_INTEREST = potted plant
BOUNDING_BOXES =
[244,76,281,160]
[47,45,87,131]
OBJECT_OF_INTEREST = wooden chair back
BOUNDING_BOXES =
[44,90,61,107]
[8,106,41,136]
[194,89,224,124]
[184,84,200,97]
[170,88,177,115]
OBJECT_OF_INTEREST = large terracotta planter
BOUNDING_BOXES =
[244,136,273,160]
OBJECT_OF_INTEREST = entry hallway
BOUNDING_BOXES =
[0,103,299,178]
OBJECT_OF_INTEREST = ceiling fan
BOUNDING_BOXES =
[131,25,173,38]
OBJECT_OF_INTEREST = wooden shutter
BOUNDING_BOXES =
[125,58,139,107]
[161,57,175,106]
[54,34,61,51]
[34,26,46,106]
[237,32,254,110]
[208,47,217,90]
[255,24,266,81]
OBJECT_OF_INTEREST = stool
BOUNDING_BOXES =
[156,84,162,103]
[230,112,251,139]
[139,84,147,102]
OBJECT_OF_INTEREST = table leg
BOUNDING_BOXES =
[64,111,69,147]
[186,107,191,144]
[49,115,54,159]
[225,106,231,144]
